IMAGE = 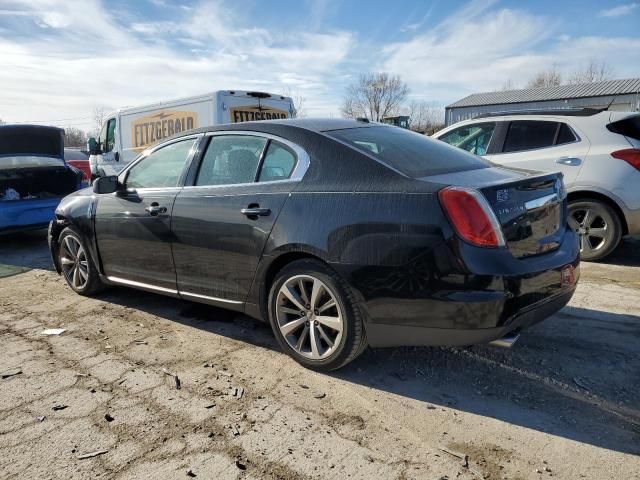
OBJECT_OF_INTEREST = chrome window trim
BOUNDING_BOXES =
[191,130,310,184]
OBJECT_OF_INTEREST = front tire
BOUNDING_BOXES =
[58,227,104,295]
[267,259,367,371]
[568,199,622,261]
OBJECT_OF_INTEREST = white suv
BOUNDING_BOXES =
[433,109,640,261]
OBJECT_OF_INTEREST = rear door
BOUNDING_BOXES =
[94,136,200,290]
[171,132,306,305]
[486,120,589,187]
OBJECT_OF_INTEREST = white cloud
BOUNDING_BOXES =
[381,3,640,102]
[0,0,638,126]
[599,3,638,17]
[0,0,354,126]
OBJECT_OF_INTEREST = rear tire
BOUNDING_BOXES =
[58,227,104,295]
[568,198,622,261]
[267,259,367,371]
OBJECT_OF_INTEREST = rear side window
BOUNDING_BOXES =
[438,122,495,155]
[327,126,489,177]
[503,121,559,152]
[258,142,296,182]
[556,123,577,145]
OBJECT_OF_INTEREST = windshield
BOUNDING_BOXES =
[327,126,490,177]
[0,156,65,170]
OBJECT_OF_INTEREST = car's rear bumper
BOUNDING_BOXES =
[334,226,580,348]
[365,287,575,347]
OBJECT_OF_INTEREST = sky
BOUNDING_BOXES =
[0,0,639,131]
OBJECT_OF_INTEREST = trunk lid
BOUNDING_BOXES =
[0,125,65,161]
[427,166,566,258]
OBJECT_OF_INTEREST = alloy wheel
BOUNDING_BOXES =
[59,235,89,290]
[568,203,615,258]
[275,275,344,360]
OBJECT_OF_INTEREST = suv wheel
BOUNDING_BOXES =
[58,227,104,295]
[268,259,367,371]
[568,199,622,261]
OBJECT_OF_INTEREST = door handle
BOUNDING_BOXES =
[556,157,582,166]
[241,206,271,217]
[145,202,167,216]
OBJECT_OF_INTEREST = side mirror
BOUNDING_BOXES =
[87,137,101,155]
[92,175,119,194]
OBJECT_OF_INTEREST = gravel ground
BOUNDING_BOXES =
[0,231,639,480]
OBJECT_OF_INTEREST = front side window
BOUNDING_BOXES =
[126,138,196,189]
[438,122,496,156]
[503,120,558,153]
[105,119,117,153]
[98,121,108,152]
[258,142,296,182]
[195,135,266,186]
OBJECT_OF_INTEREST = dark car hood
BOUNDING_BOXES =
[0,125,65,160]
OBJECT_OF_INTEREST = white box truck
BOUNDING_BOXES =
[89,90,296,177]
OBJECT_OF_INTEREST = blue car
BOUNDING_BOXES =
[1,125,85,234]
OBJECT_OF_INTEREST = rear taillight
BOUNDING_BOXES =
[611,149,640,171]
[438,186,505,248]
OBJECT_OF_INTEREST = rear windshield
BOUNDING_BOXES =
[607,115,640,141]
[327,126,489,177]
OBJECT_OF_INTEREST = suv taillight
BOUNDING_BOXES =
[438,186,505,248]
[612,149,640,171]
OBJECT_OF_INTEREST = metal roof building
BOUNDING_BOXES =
[445,78,640,126]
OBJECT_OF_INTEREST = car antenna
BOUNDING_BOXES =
[603,95,617,111]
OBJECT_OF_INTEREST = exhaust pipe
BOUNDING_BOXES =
[488,333,520,348]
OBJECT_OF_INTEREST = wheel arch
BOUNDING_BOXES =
[567,190,628,236]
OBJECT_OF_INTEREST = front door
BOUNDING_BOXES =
[171,134,301,304]
[94,137,199,290]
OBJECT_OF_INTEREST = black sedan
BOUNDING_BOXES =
[49,119,579,370]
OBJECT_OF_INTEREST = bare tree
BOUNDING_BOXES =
[526,67,563,89]
[404,100,445,134]
[500,79,517,91]
[92,107,106,138]
[281,87,307,118]
[64,127,88,148]
[341,73,409,121]
[567,59,614,84]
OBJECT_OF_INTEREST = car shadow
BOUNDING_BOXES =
[0,229,54,274]
[92,287,640,456]
[596,235,640,267]
[3,229,638,454]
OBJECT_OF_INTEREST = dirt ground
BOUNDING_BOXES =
[1,231,639,480]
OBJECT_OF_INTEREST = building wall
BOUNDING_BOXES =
[445,93,640,126]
